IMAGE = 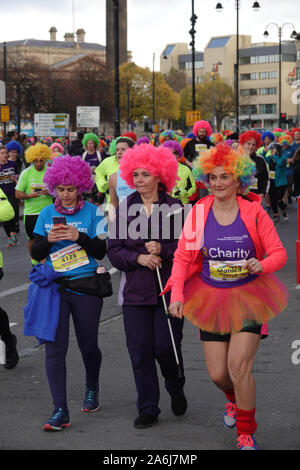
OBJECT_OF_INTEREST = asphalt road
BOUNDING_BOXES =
[0,200,299,453]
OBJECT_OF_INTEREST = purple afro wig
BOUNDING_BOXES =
[43,155,94,196]
[162,140,183,159]
[192,120,212,138]
[137,136,150,145]
[119,144,178,193]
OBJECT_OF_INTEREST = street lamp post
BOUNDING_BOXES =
[189,0,197,111]
[264,22,296,128]
[152,52,156,126]
[113,0,120,137]
[216,2,261,134]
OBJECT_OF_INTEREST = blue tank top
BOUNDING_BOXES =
[116,170,135,202]
[201,208,257,287]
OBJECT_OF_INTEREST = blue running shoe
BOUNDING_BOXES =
[223,401,237,429]
[43,407,70,431]
[81,385,100,412]
[237,433,258,450]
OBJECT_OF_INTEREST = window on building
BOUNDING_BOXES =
[259,87,277,95]
[240,105,258,115]
[240,89,258,96]
[240,72,258,80]
[259,104,277,114]
[260,71,277,79]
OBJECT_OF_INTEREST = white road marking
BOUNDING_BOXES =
[0,267,118,298]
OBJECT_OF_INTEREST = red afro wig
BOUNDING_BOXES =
[192,120,212,137]
[292,128,300,137]
[239,130,262,150]
[119,144,178,193]
[121,132,137,142]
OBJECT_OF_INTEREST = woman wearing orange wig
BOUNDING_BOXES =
[163,144,288,450]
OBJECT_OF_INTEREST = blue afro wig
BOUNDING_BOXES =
[261,131,274,143]
[6,141,22,154]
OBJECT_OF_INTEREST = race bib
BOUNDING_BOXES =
[30,182,46,192]
[50,243,89,272]
[195,144,207,156]
[209,260,248,282]
[269,171,275,180]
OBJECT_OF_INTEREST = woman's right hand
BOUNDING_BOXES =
[169,301,183,319]
[137,254,162,270]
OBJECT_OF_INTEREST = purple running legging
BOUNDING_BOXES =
[45,290,103,409]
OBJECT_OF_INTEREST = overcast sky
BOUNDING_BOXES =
[0,0,299,69]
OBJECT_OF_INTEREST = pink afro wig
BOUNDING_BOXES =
[50,142,64,153]
[43,155,94,196]
[239,130,262,150]
[119,143,178,193]
[192,120,212,137]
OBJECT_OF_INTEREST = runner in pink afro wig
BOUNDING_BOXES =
[192,120,213,138]
[43,155,94,197]
[119,143,179,193]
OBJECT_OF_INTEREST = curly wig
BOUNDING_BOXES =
[239,130,262,150]
[210,133,224,145]
[82,133,100,148]
[50,142,64,153]
[137,136,150,145]
[119,143,178,193]
[25,143,51,163]
[121,132,137,143]
[192,120,212,138]
[43,155,94,196]
[192,143,256,195]
[261,131,274,143]
[159,130,178,144]
[278,134,293,146]
[162,140,183,159]
[6,141,22,154]
[292,127,300,137]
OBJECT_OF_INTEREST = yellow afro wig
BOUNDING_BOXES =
[25,143,51,164]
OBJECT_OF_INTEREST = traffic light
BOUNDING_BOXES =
[280,113,287,123]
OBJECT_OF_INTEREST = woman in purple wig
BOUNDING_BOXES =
[30,155,107,431]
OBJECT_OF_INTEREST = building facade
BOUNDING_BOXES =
[160,35,298,129]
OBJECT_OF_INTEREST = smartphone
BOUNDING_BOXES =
[34,188,42,193]
[53,216,67,226]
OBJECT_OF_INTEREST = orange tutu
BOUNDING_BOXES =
[182,273,289,334]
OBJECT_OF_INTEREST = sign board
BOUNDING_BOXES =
[34,114,69,137]
[76,106,100,128]
[1,105,10,122]
[186,110,201,127]
[0,81,6,105]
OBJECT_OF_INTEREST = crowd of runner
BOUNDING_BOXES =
[0,121,298,450]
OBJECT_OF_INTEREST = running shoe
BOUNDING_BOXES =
[282,211,289,222]
[237,433,258,450]
[223,401,237,429]
[10,234,17,246]
[43,407,70,431]
[7,237,13,247]
[81,385,100,412]
[272,215,280,224]
[3,334,19,369]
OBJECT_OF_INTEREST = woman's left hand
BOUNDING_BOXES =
[245,258,263,274]
[52,224,80,242]
[145,241,161,255]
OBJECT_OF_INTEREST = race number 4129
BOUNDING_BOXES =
[291,340,300,365]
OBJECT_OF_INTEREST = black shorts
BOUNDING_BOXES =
[24,215,39,240]
[200,323,262,342]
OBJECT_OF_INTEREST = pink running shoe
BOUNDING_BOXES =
[237,433,258,450]
[223,401,237,429]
